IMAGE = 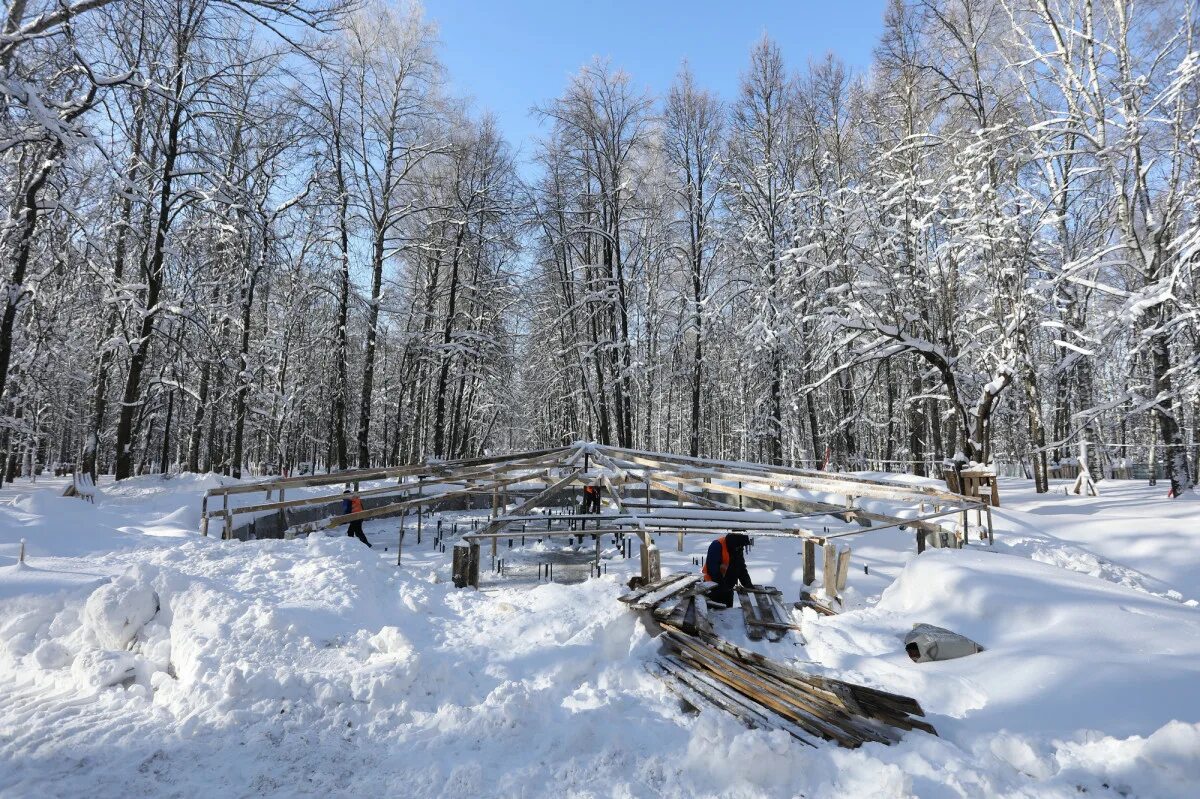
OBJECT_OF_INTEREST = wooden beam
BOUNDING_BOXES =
[470,469,585,540]
[323,471,546,530]
[205,446,573,498]
[598,446,973,506]
[219,460,549,519]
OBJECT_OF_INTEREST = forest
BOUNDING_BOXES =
[2,0,1197,496]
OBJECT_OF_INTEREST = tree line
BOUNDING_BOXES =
[2,0,1197,495]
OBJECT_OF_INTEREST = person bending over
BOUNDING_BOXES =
[702,533,754,607]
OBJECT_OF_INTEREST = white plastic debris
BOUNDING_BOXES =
[904,623,984,662]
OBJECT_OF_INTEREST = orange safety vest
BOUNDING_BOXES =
[349,496,363,514]
[701,536,729,581]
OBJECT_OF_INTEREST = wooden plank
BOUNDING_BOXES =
[768,590,793,626]
[691,593,713,637]
[667,632,873,747]
[669,628,908,745]
[796,590,838,616]
[655,657,819,746]
[737,588,765,641]
[619,572,693,604]
[673,623,927,732]
[656,658,797,739]
[754,589,787,642]
[631,574,701,610]
[803,539,815,586]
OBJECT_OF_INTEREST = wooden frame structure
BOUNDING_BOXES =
[198,446,572,539]
[200,443,989,591]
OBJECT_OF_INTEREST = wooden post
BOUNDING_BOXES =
[277,487,287,533]
[18,538,25,564]
[916,530,926,553]
[452,543,469,587]
[835,546,851,593]
[646,544,662,583]
[803,539,816,586]
[468,541,480,587]
[397,511,406,565]
[200,495,209,537]
[222,492,231,540]
[823,543,838,600]
[417,504,423,545]
[676,482,684,551]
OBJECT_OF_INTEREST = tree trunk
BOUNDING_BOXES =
[356,229,385,468]
[114,70,185,480]
[1149,330,1193,496]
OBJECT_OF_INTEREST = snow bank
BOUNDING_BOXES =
[804,549,1200,738]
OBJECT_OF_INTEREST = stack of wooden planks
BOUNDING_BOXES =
[653,626,936,748]
[736,586,799,642]
[618,572,713,611]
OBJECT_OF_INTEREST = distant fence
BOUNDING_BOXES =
[798,454,1181,482]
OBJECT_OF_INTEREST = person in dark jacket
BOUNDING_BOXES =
[342,489,372,547]
[581,484,602,515]
[702,533,754,607]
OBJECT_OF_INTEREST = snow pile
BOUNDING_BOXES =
[82,574,159,649]
[800,549,1200,796]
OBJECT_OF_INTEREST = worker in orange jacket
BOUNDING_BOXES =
[582,484,602,515]
[341,489,372,547]
[702,533,754,607]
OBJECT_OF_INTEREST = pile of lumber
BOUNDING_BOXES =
[621,572,802,643]
[653,626,936,748]
[619,572,713,611]
[620,572,718,637]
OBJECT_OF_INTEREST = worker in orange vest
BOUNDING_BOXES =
[702,533,754,607]
[341,489,372,547]
[582,484,601,514]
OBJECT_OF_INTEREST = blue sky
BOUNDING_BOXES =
[424,0,888,165]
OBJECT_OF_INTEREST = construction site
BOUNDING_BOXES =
[196,441,995,747]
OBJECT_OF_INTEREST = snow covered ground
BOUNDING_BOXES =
[1,473,1198,798]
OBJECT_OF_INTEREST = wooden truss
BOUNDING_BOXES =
[200,443,989,587]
